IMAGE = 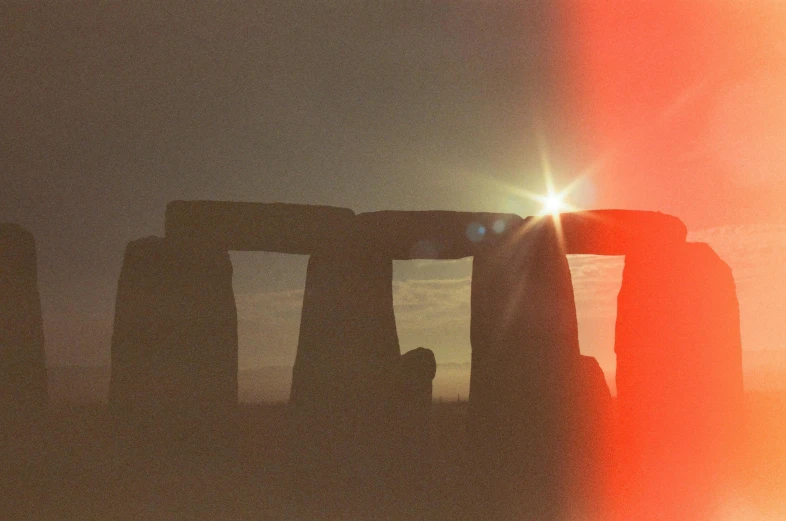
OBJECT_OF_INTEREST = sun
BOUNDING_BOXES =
[530,132,581,217]
[535,187,577,216]
[540,192,569,216]
[508,182,580,217]
[490,129,588,218]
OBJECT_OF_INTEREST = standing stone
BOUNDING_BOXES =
[0,224,47,421]
[392,347,437,500]
[289,241,401,510]
[109,236,237,446]
[614,242,744,520]
[467,216,584,520]
[567,355,614,518]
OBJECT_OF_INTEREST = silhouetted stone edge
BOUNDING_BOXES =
[0,223,47,419]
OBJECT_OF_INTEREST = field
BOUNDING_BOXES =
[2,393,785,520]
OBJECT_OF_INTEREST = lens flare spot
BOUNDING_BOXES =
[466,222,486,243]
[492,219,506,234]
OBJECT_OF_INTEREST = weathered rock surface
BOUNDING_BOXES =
[565,355,614,517]
[393,347,437,498]
[289,241,401,506]
[397,347,437,400]
[560,209,687,255]
[0,224,47,418]
[356,210,524,259]
[577,355,612,406]
[614,241,744,519]
[290,246,400,408]
[166,202,688,258]
[467,216,583,520]
[165,200,355,254]
[109,236,238,435]
[149,200,720,518]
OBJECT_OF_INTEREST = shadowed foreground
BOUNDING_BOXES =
[0,208,756,519]
[2,396,784,521]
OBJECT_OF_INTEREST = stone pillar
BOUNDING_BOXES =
[467,216,584,520]
[614,242,744,520]
[109,236,237,449]
[0,224,47,421]
[392,347,437,500]
[289,243,401,510]
[570,355,614,518]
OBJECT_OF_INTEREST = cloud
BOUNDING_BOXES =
[568,255,625,319]
[690,224,786,351]
[392,277,471,331]
[235,289,305,318]
[565,255,625,369]
[565,224,786,363]
[233,223,786,370]
[234,289,305,368]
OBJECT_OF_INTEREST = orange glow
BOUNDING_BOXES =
[559,0,786,223]
[554,2,786,518]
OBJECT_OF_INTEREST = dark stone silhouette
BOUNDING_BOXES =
[393,347,437,499]
[0,224,47,421]
[289,240,401,509]
[109,236,238,446]
[98,202,745,519]
[560,209,687,255]
[614,241,744,520]
[397,347,437,404]
[467,216,587,520]
[356,210,524,259]
[577,355,612,406]
[166,200,355,254]
[567,355,615,518]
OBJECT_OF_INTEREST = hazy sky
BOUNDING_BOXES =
[2,2,784,371]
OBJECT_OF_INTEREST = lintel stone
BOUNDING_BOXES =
[356,210,524,259]
[165,200,355,254]
[559,209,687,255]
[166,202,687,258]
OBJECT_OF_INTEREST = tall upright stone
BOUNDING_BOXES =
[467,216,585,520]
[289,238,401,509]
[392,347,437,500]
[110,236,237,445]
[570,355,614,518]
[0,224,47,421]
[614,241,744,520]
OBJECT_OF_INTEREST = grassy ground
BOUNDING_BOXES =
[2,394,784,520]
